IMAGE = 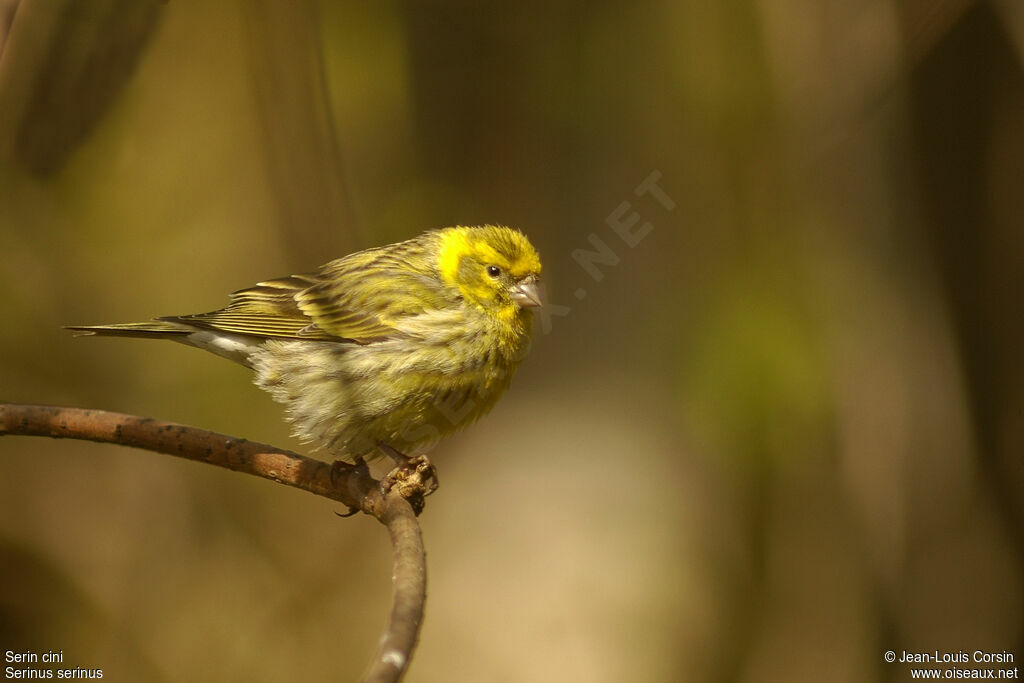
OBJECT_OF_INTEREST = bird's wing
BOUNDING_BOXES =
[167,241,454,345]
[162,273,341,341]
[295,242,455,341]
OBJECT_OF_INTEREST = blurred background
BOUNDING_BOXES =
[1,1,1022,681]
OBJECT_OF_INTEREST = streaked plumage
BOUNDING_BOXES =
[68,226,543,460]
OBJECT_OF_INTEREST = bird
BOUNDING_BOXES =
[67,225,543,463]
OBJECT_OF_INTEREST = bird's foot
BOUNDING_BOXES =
[377,444,439,513]
[330,457,370,517]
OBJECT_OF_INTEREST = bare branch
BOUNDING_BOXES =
[0,402,426,683]
[364,493,427,683]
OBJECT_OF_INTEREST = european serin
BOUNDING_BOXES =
[68,225,543,461]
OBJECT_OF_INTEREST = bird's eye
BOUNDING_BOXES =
[486,265,502,278]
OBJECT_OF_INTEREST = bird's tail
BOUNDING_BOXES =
[64,320,191,340]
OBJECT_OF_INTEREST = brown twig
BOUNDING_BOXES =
[364,493,427,683]
[0,402,426,683]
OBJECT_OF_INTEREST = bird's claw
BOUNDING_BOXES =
[330,457,370,517]
[378,450,439,514]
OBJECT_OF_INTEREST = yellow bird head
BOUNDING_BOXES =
[437,226,543,317]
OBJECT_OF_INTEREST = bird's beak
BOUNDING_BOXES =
[510,278,543,308]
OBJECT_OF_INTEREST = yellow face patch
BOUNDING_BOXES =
[498,232,542,279]
[437,227,473,287]
[437,225,541,288]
